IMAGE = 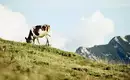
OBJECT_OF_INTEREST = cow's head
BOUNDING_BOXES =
[25,37,32,43]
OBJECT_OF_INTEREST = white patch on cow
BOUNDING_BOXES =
[38,29,48,37]
[30,28,49,38]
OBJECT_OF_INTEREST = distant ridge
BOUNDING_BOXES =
[76,35,130,64]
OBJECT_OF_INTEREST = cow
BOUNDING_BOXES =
[25,24,51,46]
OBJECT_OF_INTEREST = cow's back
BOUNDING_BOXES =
[33,25,42,36]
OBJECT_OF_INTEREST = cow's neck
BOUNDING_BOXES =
[28,30,33,40]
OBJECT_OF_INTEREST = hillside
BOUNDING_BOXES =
[0,38,130,80]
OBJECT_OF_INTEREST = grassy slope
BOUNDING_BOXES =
[0,38,130,80]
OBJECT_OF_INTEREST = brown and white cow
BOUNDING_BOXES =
[25,24,51,46]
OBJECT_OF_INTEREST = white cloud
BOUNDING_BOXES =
[80,11,115,46]
[0,4,67,50]
[0,4,29,42]
[65,10,115,51]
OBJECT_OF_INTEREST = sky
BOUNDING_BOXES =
[0,0,130,52]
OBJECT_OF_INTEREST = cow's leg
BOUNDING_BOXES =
[47,34,51,37]
[33,37,36,44]
[46,36,49,46]
[37,38,40,45]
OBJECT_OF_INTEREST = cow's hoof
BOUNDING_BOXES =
[45,44,51,46]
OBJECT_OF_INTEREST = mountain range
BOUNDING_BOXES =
[75,35,130,64]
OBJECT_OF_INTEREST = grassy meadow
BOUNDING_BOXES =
[0,38,130,80]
